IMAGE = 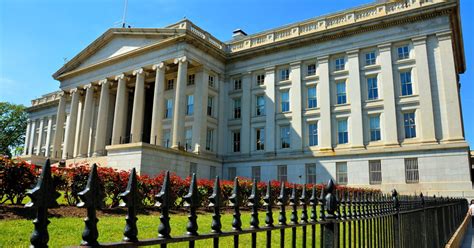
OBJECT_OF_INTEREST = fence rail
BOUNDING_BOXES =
[25,159,468,247]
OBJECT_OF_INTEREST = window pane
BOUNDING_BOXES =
[367,77,378,100]
[338,119,348,144]
[281,126,290,149]
[281,91,290,112]
[336,162,348,185]
[308,87,317,108]
[309,123,318,146]
[306,163,317,184]
[404,112,416,138]
[252,166,261,182]
[369,160,382,184]
[337,82,347,104]
[405,158,419,183]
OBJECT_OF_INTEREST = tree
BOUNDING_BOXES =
[0,102,28,157]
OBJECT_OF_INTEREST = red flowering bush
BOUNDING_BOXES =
[0,157,38,204]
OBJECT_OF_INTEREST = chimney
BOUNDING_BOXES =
[232,29,247,40]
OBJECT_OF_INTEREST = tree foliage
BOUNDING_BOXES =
[0,102,28,157]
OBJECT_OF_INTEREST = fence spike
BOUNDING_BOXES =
[277,182,287,225]
[229,177,242,231]
[248,179,260,229]
[299,185,308,224]
[209,176,222,233]
[77,163,103,246]
[156,171,172,239]
[319,185,326,221]
[26,159,59,248]
[324,179,337,219]
[392,189,399,212]
[263,180,274,227]
[119,168,139,242]
[347,191,352,219]
[289,184,299,224]
[183,173,199,236]
[309,185,317,223]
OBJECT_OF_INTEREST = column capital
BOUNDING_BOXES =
[289,61,302,67]
[377,43,392,51]
[264,66,275,72]
[98,79,110,86]
[412,36,427,46]
[115,73,129,81]
[317,55,329,63]
[347,49,359,57]
[436,31,452,41]
[69,88,79,94]
[152,62,165,70]
[133,68,147,76]
[83,83,93,90]
[174,56,187,64]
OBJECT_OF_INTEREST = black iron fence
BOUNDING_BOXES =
[26,159,468,248]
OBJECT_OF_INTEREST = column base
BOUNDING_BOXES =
[384,142,400,148]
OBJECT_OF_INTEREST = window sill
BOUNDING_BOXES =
[395,58,415,65]
[331,69,349,76]
[304,74,318,80]
[277,79,291,85]
[362,64,381,70]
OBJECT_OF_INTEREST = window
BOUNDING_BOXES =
[256,128,265,151]
[278,165,287,182]
[308,123,318,146]
[252,166,261,182]
[280,125,290,149]
[404,112,416,139]
[335,57,345,71]
[280,68,290,81]
[166,79,174,90]
[369,115,381,141]
[336,162,348,185]
[234,78,242,90]
[228,167,236,180]
[336,82,347,104]
[189,162,197,177]
[208,75,215,87]
[233,130,241,152]
[210,166,216,179]
[338,119,348,144]
[367,77,378,100]
[185,128,192,151]
[165,99,173,119]
[257,74,265,86]
[365,51,376,65]
[405,158,419,183]
[307,64,316,76]
[207,97,214,116]
[307,86,317,108]
[400,71,413,96]
[369,160,382,184]
[162,130,171,148]
[188,74,195,85]
[256,95,265,116]
[233,98,241,119]
[186,95,194,116]
[306,163,316,184]
[206,128,214,151]
[281,91,290,112]
[398,45,410,60]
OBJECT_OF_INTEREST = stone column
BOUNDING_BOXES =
[131,68,146,143]
[63,89,80,159]
[44,116,53,157]
[191,68,208,152]
[413,36,437,143]
[318,56,332,151]
[23,120,31,155]
[378,43,399,146]
[264,67,276,154]
[36,118,45,156]
[290,62,303,151]
[93,79,111,156]
[171,56,188,149]
[150,62,166,145]
[52,93,66,158]
[78,84,95,158]
[241,72,252,155]
[217,74,227,155]
[28,120,36,156]
[347,50,364,148]
[436,32,464,141]
[112,74,129,145]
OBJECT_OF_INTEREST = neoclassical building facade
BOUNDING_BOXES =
[22,0,471,195]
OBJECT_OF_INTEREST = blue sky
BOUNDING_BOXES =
[0,0,473,144]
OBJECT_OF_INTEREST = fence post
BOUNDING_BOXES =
[392,189,401,248]
[248,179,260,248]
[209,176,222,248]
[322,179,339,248]
[277,182,287,248]
[229,178,242,248]
[119,167,139,242]
[156,171,172,242]
[263,181,273,248]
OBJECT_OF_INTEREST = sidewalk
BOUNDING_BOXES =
[461,220,474,248]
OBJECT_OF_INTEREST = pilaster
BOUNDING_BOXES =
[264,66,276,154]
[347,50,364,148]
[241,72,252,155]
[290,61,303,151]
[318,56,333,151]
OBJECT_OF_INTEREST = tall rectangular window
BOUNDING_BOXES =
[187,74,195,85]
[234,78,242,90]
[166,79,174,90]
[306,163,317,184]
[336,82,347,104]
[307,86,317,108]
[162,130,171,148]
[252,166,261,182]
[338,119,348,144]
[365,51,376,65]
[186,95,194,116]
[206,128,214,151]
[369,115,381,141]
[278,165,288,182]
[233,98,241,119]
[185,128,192,151]
[256,95,265,116]
[307,64,316,76]
[398,45,410,60]
[257,74,265,86]
[232,130,241,153]
[228,167,236,180]
[308,123,318,146]
[208,75,215,88]
[405,158,419,183]
[335,57,345,71]
[281,91,290,112]
[369,160,382,184]
[336,162,348,185]
[400,71,413,96]
[189,162,197,177]
[367,77,378,100]
[165,99,173,119]
[207,97,214,116]
[280,125,290,149]
[256,128,265,151]
[210,166,216,179]
[404,112,416,138]
[280,68,290,81]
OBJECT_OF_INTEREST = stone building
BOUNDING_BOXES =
[22,0,472,195]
